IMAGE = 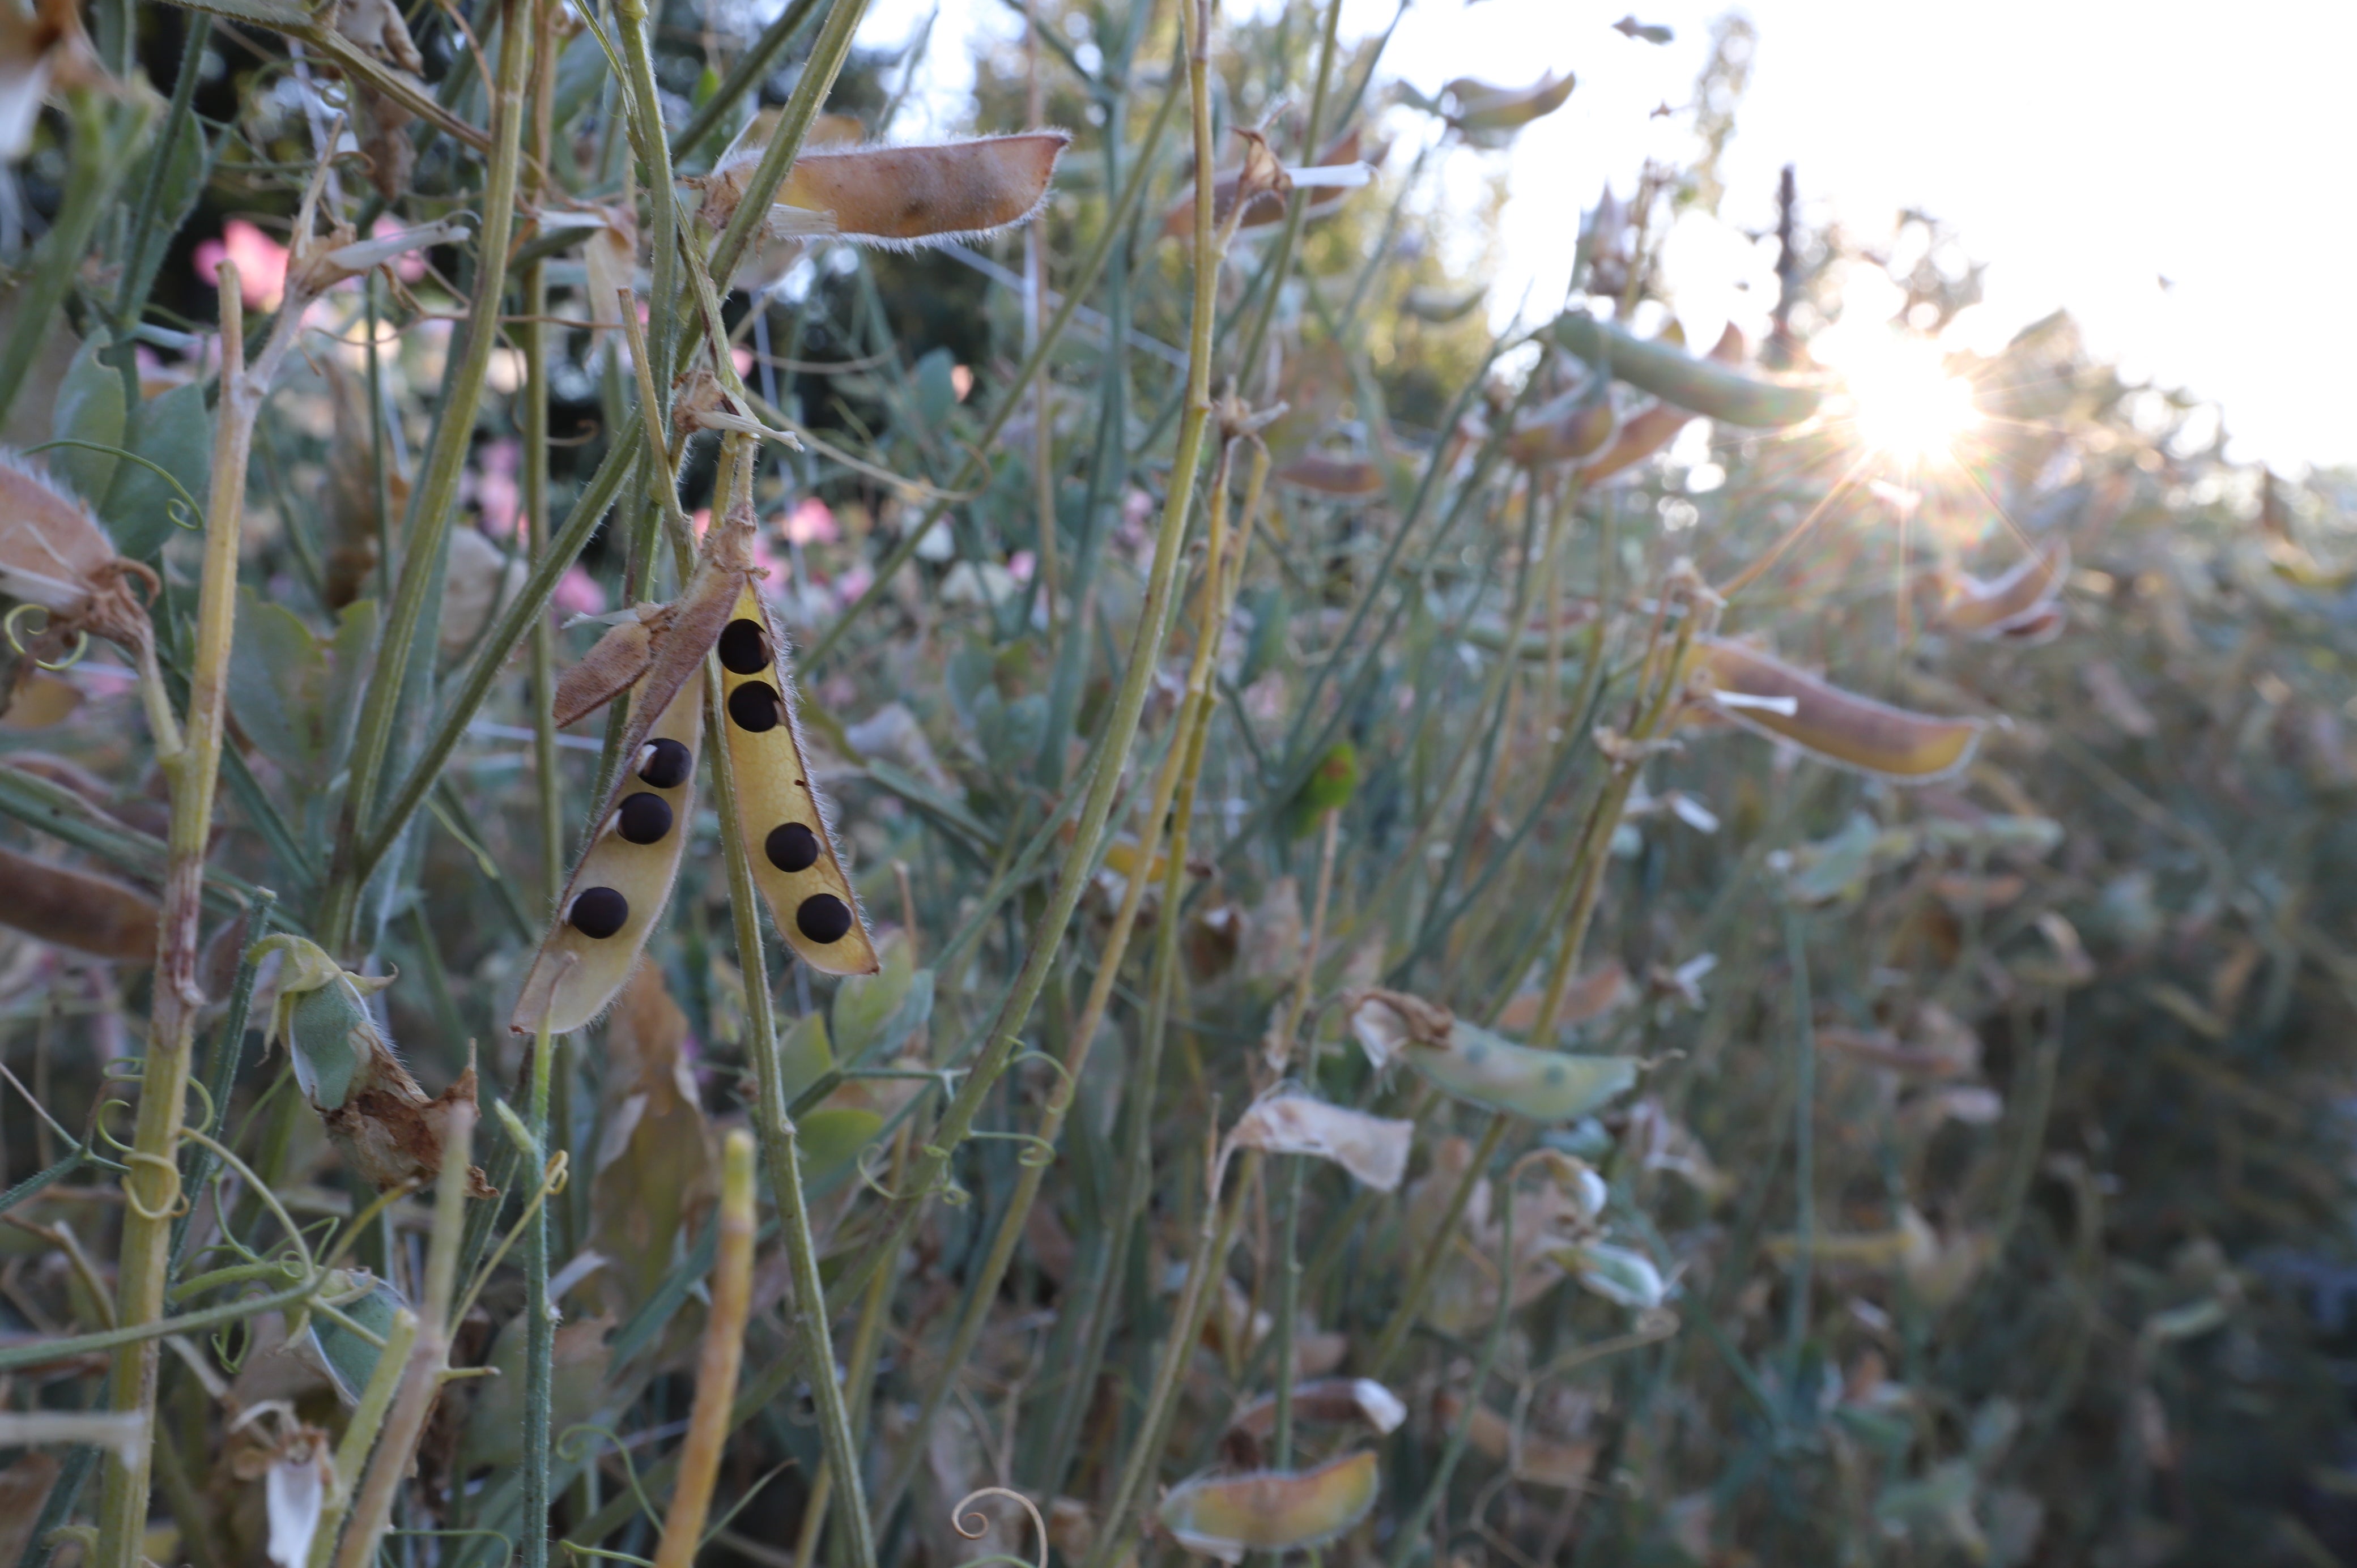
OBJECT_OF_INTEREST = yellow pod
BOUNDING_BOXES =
[1691,637,1984,782]
[511,674,705,1034]
[710,582,878,976]
[1937,538,2069,638]
[1159,1451,1380,1563]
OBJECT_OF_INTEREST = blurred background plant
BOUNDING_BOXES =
[0,0,2352,1565]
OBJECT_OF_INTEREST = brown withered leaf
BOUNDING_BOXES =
[591,965,718,1322]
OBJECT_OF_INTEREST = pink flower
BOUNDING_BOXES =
[554,565,605,617]
[731,346,755,378]
[782,497,838,546]
[193,219,290,311]
[832,562,874,607]
[1007,549,1036,583]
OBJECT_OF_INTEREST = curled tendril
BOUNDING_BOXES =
[2,603,88,671]
[22,439,206,530]
[182,1074,216,1138]
[854,1143,965,1206]
[1009,1049,1075,1109]
[556,1424,665,1531]
[121,1149,185,1221]
[93,1094,139,1154]
[950,1486,1049,1568]
[964,1129,1060,1170]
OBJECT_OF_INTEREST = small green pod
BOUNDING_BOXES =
[1347,988,1640,1123]
[1552,311,1822,428]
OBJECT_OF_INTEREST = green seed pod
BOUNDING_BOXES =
[258,936,490,1195]
[1346,988,1640,1122]
[1552,312,1822,428]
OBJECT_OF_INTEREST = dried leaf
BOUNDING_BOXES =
[1229,1092,1414,1189]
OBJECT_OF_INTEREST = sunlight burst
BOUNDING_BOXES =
[1824,329,1981,462]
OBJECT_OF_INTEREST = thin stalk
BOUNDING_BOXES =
[308,1309,420,1568]
[807,0,1229,1388]
[705,636,876,1568]
[90,259,264,1568]
[1229,0,1343,391]
[1269,807,1340,1480]
[1782,906,1815,1366]
[670,0,826,156]
[524,0,563,914]
[325,0,535,952]
[653,1128,756,1568]
[880,440,1267,1520]
[522,1012,558,1568]
[1384,1195,1513,1568]
[332,1102,478,1568]
[1084,1148,1260,1568]
[614,0,679,429]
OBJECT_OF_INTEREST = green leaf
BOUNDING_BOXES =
[778,1009,832,1106]
[101,381,211,559]
[796,1106,883,1182]
[50,337,124,505]
[309,1270,407,1403]
[227,589,330,783]
[831,930,931,1065]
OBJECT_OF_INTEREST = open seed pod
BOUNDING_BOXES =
[512,672,705,1034]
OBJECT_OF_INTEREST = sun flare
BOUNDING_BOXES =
[1824,329,1981,462]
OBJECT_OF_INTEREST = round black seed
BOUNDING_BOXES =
[615,792,673,845]
[637,737,692,789]
[765,821,820,873]
[568,886,629,939]
[795,893,853,945]
[717,617,770,675]
[727,681,782,733]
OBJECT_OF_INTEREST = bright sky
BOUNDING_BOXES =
[857,0,2357,471]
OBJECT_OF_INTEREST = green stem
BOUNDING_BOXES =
[1783,905,1815,1368]
[325,0,535,952]
[704,635,877,1568]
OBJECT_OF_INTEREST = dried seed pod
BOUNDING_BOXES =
[0,845,158,961]
[1436,1394,1599,1489]
[703,132,1070,249]
[1937,538,2069,639]
[552,609,662,729]
[1274,454,1385,498]
[1401,284,1486,323]
[259,936,491,1195]
[1553,311,1821,428]
[1444,71,1576,143]
[511,672,704,1035]
[1227,1379,1406,1446]
[1505,390,1618,467]
[1228,1092,1413,1190]
[1690,637,1986,782]
[1345,988,1641,1122]
[1158,1451,1379,1563]
[0,454,154,653]
[711,581,878,976]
